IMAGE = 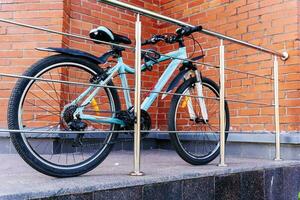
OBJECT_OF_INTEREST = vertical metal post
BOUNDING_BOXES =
[218,39,227,167]
[273,56,281,161]
[130,13,144,176]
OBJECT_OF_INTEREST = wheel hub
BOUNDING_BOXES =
[62,104,78,124]
[62,104,87,131]
[192,117,209,124]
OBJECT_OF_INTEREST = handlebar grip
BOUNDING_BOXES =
[191,25,202,32]
[176,25,202,36]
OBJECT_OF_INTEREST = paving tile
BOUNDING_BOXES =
[182,176,214,200]
[240,170,264,200]
[39,192,93,200]
[283,166,300,200]
[143,181,182,200]
[264,168,283,200]
[94,186,142,200]
[215,173,240,200]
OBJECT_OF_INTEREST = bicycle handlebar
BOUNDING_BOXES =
[142,25,202,46]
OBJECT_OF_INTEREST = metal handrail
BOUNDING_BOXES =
[98,0,289,60]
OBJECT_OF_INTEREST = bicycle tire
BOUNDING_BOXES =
[168,76,230,165]
[8,54,121,177]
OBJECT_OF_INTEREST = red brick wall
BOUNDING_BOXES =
[157,0,300,132]
[0,0,64,127]
[0,0,299,132]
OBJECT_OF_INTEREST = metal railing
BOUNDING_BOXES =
[0,0,289,176]
[99,0,288,60]
[98,0,288,174]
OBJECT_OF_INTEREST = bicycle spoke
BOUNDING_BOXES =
[25,100,60,117]
[27,91,60,113]
[23,114,59,122]
[28,122,60,131]
[48,71,61,102]
[35,80,61,106]
[34,124,60,150]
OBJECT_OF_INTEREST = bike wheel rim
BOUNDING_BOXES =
[174,82,222,160]
[18,62,116,169]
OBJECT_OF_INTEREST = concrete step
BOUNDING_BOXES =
[0,150,300,200]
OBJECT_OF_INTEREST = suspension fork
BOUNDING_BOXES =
[195,70,208,122]
[185,70,208,122]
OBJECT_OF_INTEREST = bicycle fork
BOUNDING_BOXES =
[185,70,208,123]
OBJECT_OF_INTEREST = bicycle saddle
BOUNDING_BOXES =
[89,26,132,44]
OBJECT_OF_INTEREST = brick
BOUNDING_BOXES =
[237,3,258,14]
[272,32,298,43]
[247,54,271,63]
[271,17,298,28]
[260,0,283,8]
[261,8,297,22]
[249,116,273,124]
[1,2,63,11]
[281,82,300,90]
[0,50,23,58]
[284,24,298,33]
[228,0,247,9]
[239,108,260,116]
[231,117,249,124]
[280,115,300,123]
[14,10,63,19]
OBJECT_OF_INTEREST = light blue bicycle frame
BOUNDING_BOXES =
[71,47,188,127]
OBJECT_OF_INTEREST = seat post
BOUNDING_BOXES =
[111,46,125,57]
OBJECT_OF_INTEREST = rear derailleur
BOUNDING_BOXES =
[62,104,87,147]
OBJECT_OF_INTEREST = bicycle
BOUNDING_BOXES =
[7,25,230,177]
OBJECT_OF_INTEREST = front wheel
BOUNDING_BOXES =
[168,77,230,165]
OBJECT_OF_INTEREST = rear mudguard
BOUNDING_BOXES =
[161,68,189,99]
[36,47,114,64]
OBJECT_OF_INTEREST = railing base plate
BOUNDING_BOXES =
[129,171,145,176]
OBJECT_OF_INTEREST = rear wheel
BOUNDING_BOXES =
[168,77,230,165]
[8,54,121,177]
